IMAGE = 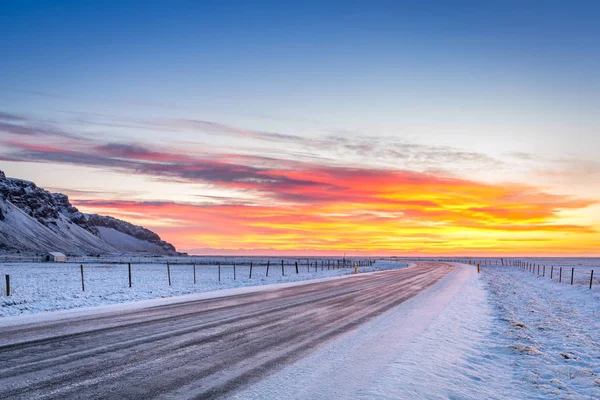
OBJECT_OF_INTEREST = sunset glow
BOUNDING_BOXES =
[1,1,599,256]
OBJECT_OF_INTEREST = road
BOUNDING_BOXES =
[0,262,453,399]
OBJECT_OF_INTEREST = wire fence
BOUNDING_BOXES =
[507,260,596,289]
[1,255,597,297]
[0,257,379,297]
[402,257,599,291]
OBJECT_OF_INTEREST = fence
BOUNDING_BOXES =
[1,258,378,297]
[3,256,596,297]
[413,257,599,291]
[509,259,596,290]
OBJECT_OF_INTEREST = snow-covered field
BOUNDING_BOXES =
[504,257,599,288]
[2,256,598,398]
[483,263,600,399]
[0,258,407,317]
[405,257,599,289]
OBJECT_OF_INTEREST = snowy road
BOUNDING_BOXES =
[0,262,452,400]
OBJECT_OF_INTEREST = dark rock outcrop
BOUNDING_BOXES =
[0,170,179,255]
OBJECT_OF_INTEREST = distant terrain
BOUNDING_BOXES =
[0,170,178,255]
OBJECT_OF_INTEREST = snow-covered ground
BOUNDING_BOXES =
[232,263,531,399]
[403,257,599,289]
[504,257,599,288]
[0,258,408,317]
[232,260,600,399]
[2,257,598,398]
[483,264,600,399]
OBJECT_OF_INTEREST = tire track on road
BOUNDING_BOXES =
[0,262,453,399]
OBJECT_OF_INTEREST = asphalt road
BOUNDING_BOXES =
[0,262,453,399]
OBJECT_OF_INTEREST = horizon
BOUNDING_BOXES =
[1,1,599,256]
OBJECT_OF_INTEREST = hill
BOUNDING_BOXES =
[0,170,178,255]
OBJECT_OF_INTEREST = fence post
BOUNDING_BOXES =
[249,262,253,279]
[218,264,221,281]
[559,267,562,283]
[281,260,285,276]
[266,261,270,277]
[590,270,594,289]
[80,264,85,291]
[168,263,171,286]
[543,265,545,277]
[551,266,554,279]
[295,261,299,274]
[193,264,197,284]
[5,274,10,296]
[128,263,132,288]
[234,263,236,280]
[571,267,574,285]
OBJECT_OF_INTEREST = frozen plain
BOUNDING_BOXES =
[1,258,599,399]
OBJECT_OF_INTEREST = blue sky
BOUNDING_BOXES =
[1,1,599,254]
[2,1,598,130]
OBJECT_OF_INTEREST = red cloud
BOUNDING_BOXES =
[3,132,598,255]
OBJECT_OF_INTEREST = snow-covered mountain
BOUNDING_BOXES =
[0,170,179,255]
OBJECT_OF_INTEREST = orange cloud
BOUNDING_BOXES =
[72,165,599,256]
[3,127,598,256]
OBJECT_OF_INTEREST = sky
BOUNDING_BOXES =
[1,0,599,256]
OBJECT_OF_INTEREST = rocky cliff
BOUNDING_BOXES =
[0,170,179,255]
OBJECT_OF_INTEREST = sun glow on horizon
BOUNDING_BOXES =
[67,163,599,256]
[1,1,599,256]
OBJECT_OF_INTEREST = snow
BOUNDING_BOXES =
[231,260,600,399]
[3,257,598,398]
[231,263,526,399]
[0,258,409,318]
[483,264,600,399]
[0,175,177,255]
[505,257,599,287]
[0,198,119,254]
[95,226,166,254]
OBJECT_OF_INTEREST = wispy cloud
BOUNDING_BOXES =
[0,112,80,139]
[2,110,598,255]
[0,111,26,122]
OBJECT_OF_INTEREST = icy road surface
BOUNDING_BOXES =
[233,262,531,400]
[0,262,451,399]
